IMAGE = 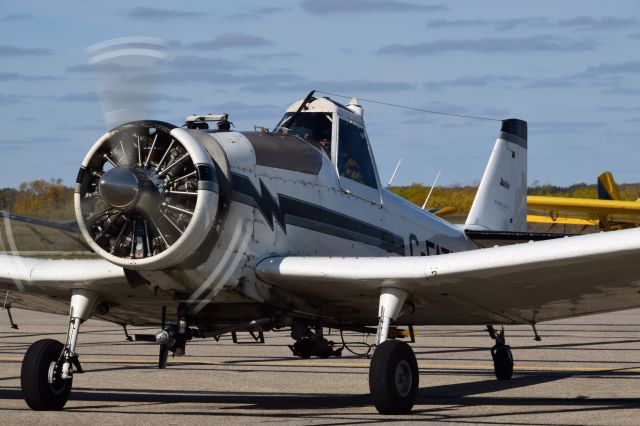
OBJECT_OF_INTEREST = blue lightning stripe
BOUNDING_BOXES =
[229,172,405,255]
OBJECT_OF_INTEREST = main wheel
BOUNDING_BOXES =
[21,339,72,410]
[491,345,514,380]
[369,340,419,414]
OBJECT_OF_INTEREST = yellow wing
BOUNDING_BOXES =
[428,206,457,218]
[526,213,598,226]
[527,170,640,231]
[527,196,640,231]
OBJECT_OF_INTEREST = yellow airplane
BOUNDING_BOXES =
[527,171,640,231]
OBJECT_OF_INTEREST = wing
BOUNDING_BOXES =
[0,253,125,290]
[0,211,89,249]
[527,213,598,227]
[0,254,168,325]
[256,227,640,326]
[527,195,640,229]
[0,211,79,233]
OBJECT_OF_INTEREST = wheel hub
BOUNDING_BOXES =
[47,361,68,395]
[394,359,412,397]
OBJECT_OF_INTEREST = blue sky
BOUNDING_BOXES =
[1,1,639,188]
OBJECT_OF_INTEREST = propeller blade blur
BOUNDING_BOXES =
[87,37,168,129]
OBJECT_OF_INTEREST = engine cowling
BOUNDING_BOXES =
[74,120,221,270]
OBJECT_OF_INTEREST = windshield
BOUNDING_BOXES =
[338,119,378,189]
[277,112,332,155]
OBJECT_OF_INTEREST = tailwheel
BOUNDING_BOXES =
[21,339,72,410]
[491,345,514,380]
[369,340,419,414]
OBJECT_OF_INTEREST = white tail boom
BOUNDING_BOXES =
[465,119,528,232]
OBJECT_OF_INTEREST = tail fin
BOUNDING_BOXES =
[465,119,528,232]
[597,171,621,200]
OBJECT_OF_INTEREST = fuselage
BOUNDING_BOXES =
[135,126,477,319]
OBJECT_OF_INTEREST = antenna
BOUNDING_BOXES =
[422,169,442,210]
[386,159,402,188]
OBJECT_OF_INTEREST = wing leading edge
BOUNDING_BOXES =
[0,254,126,316]
[0,254,124,288]
[256,228,640,325]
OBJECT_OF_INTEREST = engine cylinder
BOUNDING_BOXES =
[74,120,221,270]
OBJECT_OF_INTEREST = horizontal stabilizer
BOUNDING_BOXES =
[465,229,576,246]
[464,229,574,242]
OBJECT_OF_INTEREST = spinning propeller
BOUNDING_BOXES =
[88,37,168,130]
[75,37,220,271]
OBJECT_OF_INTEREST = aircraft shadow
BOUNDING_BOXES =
[2,370,640,417]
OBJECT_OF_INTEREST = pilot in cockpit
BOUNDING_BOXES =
[341,152,364,183]
[278,112,332,157]
[319,137,331,155]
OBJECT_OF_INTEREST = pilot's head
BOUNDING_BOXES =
[320,138,331,153]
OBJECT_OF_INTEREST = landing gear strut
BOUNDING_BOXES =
[487,325,514,380]
[369,288,418,414]
[21,289,97,410]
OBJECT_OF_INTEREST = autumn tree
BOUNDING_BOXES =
[0,188,17,210]
[10,179,74,221]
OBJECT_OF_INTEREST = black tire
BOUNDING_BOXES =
[491,345,513,380]
[369,340,419,414]
[21,339,72,410]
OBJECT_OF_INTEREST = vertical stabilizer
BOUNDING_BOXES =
[597,171,621,200]
[465,119,528,232]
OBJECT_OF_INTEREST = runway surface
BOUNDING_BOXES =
[2,308,640,425]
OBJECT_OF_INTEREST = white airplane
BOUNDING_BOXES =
[3,88,640,415]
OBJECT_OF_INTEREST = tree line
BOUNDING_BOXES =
[0,179,74,221]
[1,179,639,221]
[388,181,640,213]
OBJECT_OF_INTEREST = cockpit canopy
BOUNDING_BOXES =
[276,96,379,190]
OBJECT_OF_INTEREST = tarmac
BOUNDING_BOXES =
[2,308,640,425]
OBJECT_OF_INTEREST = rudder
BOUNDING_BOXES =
[597,171,621,200]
